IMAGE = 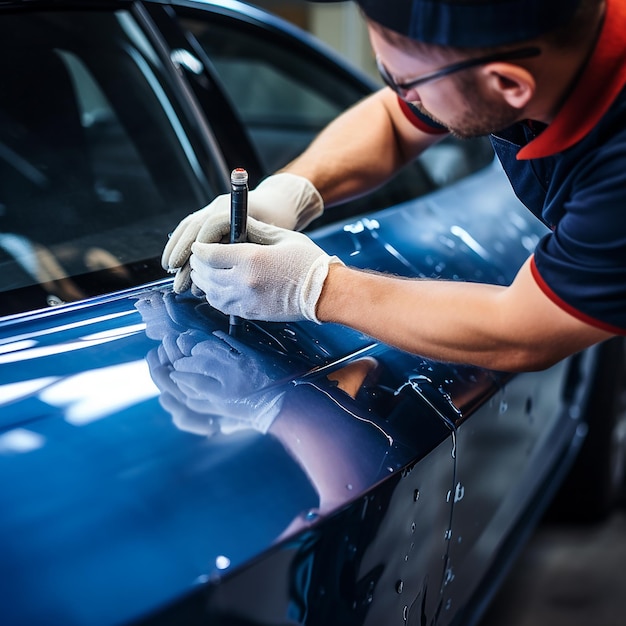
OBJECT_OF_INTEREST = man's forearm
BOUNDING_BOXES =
[317,263,514,367]
[280,88,444,207]
[316,259,612,372]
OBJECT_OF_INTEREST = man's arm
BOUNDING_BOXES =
[163,87,444,284]
[281,87,446,206]
[187,215,614,372]
[317,256,614,372]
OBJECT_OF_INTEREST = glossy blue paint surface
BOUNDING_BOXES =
[0,162,555,625]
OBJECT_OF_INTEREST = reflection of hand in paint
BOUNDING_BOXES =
[270,356,399,524]
[135,288,209,342]
[170,330,289,434]
[145,335,220,437]
[137,289,405,533]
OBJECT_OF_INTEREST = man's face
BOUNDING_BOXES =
[425,72,523,139]
[369,26,522,138]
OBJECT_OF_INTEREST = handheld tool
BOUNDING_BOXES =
[229,167,249,332]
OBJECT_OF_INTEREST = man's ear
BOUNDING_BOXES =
[481,63,535,110]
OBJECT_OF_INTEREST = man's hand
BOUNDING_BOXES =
[189,218,343,323]
[162,173,324,292]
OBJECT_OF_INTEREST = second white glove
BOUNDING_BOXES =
[189,218,343,323]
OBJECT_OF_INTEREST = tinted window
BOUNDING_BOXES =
[180,17,361,174]
[0,10,220,315]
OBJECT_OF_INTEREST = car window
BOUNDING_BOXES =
[177,10,494,227]
[0,10,221,316]
[178,16,362,174]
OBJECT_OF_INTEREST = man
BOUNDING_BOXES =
[162,0,626,373]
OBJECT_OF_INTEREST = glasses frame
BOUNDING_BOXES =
[376,46,541,99]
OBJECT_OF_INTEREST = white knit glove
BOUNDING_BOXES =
[189,217,343,323]
[162,173,324,293]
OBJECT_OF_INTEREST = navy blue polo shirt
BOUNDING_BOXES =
[401,0,626,335]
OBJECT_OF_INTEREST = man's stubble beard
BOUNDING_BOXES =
[414,74,522,139]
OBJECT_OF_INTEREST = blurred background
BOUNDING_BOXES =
[255,0,376,77]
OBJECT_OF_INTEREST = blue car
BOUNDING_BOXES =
[0,1,624,625]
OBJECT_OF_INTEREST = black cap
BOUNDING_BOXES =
[320,0,582,47]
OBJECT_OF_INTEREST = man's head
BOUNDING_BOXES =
[359,0,604,137]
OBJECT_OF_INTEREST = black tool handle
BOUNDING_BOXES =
[229,168,248,330]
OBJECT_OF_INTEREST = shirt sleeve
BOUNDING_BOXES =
[397,98,449,135]
[531,146,626,335]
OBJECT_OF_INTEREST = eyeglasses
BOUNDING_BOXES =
[376,46,541,100]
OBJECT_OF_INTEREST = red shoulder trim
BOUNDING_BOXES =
[530,256,625,335]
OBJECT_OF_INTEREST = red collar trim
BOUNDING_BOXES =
[518,0,626,160]
[398,99,449,134]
